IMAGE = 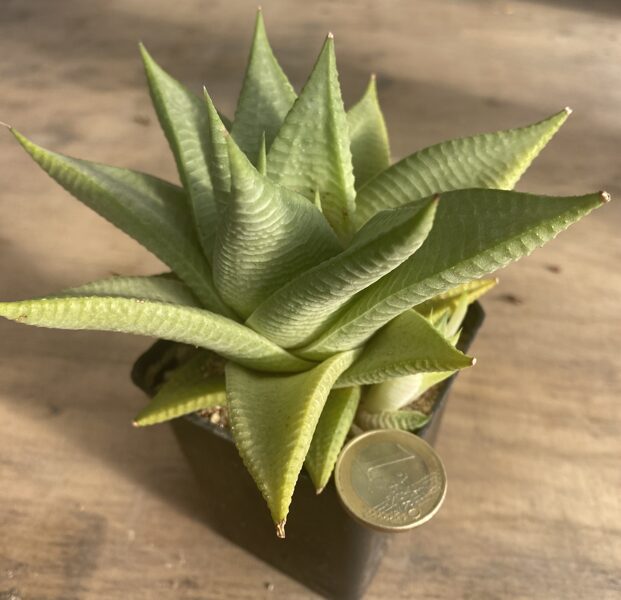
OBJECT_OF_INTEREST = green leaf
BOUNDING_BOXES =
[305,386,360,493]
[58,274,200,306]
[201,89,233,217]
[362,373,423,413]
[213,137,341,318]
[0,295,314,373]
[354,108,572,227]
[306,189,608,355]
[257,132,267,176]
[267,34,356,242]
[356,408,431,432]
[247,197,438,349]
[335,309,473,387]
[363,368,457,414]
[231,9,296,162]
[415,279,497,319]
[134,350,226,426]
[140,44,218,260]
[226,350,358,536]
[11,129,232,316]
[347,75,391,188]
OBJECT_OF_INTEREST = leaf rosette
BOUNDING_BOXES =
[0,10,609,535]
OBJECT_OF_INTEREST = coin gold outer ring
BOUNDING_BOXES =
[334,429,448,533]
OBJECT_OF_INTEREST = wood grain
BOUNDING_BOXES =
[1,1,620,598]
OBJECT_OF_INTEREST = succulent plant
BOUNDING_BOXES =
[0,10,609,537]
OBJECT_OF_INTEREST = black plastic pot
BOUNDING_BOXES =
[131,302,485,599]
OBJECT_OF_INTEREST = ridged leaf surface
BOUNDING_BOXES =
[0,296,313,373]
[213,138,341,317]
[305,189,608,355]
[335,309,473,387]
[11,130,231,315]
[59,274,200,306]
[305,386,360,493]
[247,198,438,348]
[231,10,297,162]
[347,75,391,188]
[267,35,356,241]
[227,350,358,536]
[140,45,218,259]
[356,408,430,432]
[354,109,571,227]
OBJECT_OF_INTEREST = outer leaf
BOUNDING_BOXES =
[356,408,431,432]
[415,279,497,319]
[59,274,200,306]
[335,309,473,387]
[213,137,341,317]
[0,295,313,373]
[305,386,361,493]
[231,10,297,162]
[305,189,609,355]
[247,198,438,348]
[227,350,358,536]
[134,351,226,426]
[11,130,232,316]
[354,109,571,227]
[347,75,391,188]
[140,45,218,259]
[267,35,356,241]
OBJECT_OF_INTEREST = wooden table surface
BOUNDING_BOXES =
[1,1,620,598]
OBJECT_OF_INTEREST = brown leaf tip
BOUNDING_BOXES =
[276,520,286,539]
[600,190,611,204]
[0,120,12,130]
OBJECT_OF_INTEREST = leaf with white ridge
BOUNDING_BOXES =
[305,386,361,493]
[304,189,609,356]
[58,274,200,306]
[140,44,218,260]
[335,309,473,387]
[213,136,342,318]
[11,129,233,316]
[0,295,313,373]
[347,74,391,188]
[247,198,438,349]
[267,34,356,242]
[354,108,572,227]
[231,9,297,163]
[227,350,359,537]
[134,350,226,426]
[356,408,430,432]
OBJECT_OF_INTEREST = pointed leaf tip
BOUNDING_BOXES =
[0,120,12,130]
[276,521,286,538]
